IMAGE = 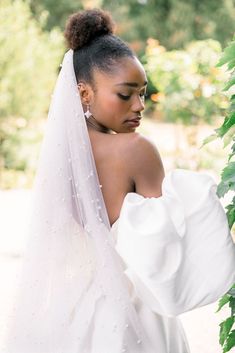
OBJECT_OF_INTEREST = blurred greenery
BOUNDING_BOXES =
[0,0,64,186]
[144,38,229,125]
[1,0,235,188]
[29,0,235,51]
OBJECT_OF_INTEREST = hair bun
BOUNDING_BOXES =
[64,9,115,50]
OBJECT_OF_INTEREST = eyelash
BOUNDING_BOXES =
[118,93,146,101]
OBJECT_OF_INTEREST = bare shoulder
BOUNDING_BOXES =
[115,131,148,149]
[120,132,165,197]
[119,132,163,169]
[132,132,161,158]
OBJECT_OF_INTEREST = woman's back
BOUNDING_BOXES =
[89,129,137,226]
[89,129,165,226]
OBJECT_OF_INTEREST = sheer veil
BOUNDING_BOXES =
[2,49,157,353]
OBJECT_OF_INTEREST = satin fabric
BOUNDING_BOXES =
[110,169,235,353]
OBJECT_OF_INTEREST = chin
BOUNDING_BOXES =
[126,125,137,132]
[128,127,137,133]
[113,126,137,134]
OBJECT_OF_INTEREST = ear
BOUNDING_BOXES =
[77,81,94,105]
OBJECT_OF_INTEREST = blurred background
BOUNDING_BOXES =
[1,0,235,188]
[1,0,235,352]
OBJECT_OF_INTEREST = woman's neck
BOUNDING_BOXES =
[86,116,112,134]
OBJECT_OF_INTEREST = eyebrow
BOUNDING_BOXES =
[115,81,148,88]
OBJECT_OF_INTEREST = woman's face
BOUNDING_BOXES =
[87,56,147,133]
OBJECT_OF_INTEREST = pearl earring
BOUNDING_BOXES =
[84,105,92,119]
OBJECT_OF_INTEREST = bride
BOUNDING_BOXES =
[3,8,235,353]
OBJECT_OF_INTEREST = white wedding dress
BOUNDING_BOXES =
[2,169,235,353]
[4,50,235,353]
[109,169,235,353]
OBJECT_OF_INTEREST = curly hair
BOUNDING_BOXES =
[64,8,135,84]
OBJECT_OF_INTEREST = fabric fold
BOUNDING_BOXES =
[114,169,235,317]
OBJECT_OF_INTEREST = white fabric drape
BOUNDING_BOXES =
[2,49,157,353]
[1,49,235,353]
[114,169,235,317]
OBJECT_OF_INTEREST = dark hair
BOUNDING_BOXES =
[64,9,135,84]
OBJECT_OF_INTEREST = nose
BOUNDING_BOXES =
[131,95,145,113]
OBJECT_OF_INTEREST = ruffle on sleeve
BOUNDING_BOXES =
[115,169,235,317]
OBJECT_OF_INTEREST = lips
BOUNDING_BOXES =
[126,116,142,122]
[125,117,141,127]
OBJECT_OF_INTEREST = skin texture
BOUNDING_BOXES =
[78,56,165,226]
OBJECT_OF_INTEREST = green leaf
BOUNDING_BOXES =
[219,317,235,346]
[228,95,235,112]
[217,181,230,198]
[229,297,235,316]
[217,41,235,68]
[226,203,235,229]
[221,162,235,184]
[228,60,235,71]
[223,127,235,148]
[228,152,235,162]
[201,133,218,147]
[229,183,235,193]
[223,329,235,352]
[223,71,235,91]
[216,294,230,312]
[215,113,235,138]
[228,142,235,161]
[228,284,235,297]
[228,288,235,298]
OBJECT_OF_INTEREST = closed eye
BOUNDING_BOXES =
[118,93,131,101]
[118,92,146,101]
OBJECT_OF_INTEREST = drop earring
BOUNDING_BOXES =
[84,105,92,119]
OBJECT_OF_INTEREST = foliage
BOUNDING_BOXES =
[144,38,229,125]
[217,285,235,352]
[104,0,235,51]
[30,0,235,51]
[28,0,84,32]
[0,0,64,175]
[210,38,235,352]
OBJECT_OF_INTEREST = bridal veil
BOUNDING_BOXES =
[2,49,155,353]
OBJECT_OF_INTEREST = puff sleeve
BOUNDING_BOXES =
[115,169,235,317]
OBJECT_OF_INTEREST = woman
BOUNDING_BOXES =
[3,8,235,353]
[67,11,165,226]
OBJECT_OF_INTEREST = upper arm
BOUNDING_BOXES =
[127,134,165,197]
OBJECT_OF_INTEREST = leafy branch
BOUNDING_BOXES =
[209,38,235,352]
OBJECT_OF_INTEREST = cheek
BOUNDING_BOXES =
[94,93,128,118]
